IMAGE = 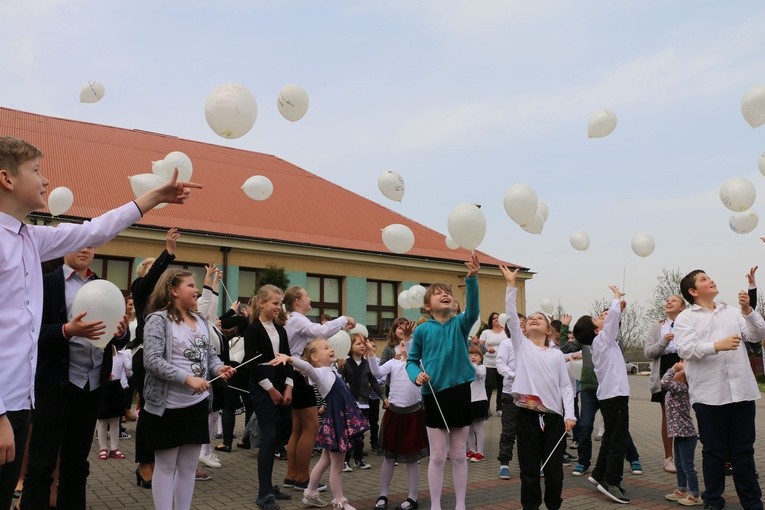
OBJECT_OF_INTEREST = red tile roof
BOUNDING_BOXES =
[1,107,522,268]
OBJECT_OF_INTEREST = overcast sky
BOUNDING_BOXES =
[3,1,765,318]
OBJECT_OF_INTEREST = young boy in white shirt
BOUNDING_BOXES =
[674,270,765,510]
[0,137,200,509]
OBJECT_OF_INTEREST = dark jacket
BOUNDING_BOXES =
[130,249,175,348]
[37,266,128,391]
[243,319,293,393]
[342,357,383,406]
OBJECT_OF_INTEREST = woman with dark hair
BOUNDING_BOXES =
[478,312,507,416]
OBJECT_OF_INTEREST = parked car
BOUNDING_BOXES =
[625,362,638,374]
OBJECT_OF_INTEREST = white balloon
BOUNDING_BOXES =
[503,184,538,226]
[47,186,74,216]
[587,109,617,138]
[720,177,756,212]
[160,151,193,181]
[567,359,583,380]
[537,201,549,222]
[447,203,486,251]
[241,176,274,201]
[521,207,545,235]
[151,160,166,176]
[540,298,555,315]
[759,153,765,176]
[398,290,414,310]
[327,330,351,358]
[381,224,415,254]
[348,324,369,337]
[406,285,427,309]
[71,280,126,348]
[729,211,759,234]
[445,236,459,250]
[129,174,167,209]
[79,81,105,103]
[741,85,765,128]
[631,233,655,257]
[570,231,591,251]
[468,319,481,338]
[205,83,258,139]
[497,313,507,327]
[377,171,405,202]
[277,84,309,122]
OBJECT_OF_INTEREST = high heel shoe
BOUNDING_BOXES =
[135,468,152,489]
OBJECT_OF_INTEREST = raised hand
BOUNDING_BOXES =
[465,254,480,277]
[166,227,180,255]
[609,285,625,300]
[499,264,519,286]
[747,266,758,287]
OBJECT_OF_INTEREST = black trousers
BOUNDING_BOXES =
[497,395,518,463]
[591,395,629,487]
[21,383,101,510]
[516,408,565,510]
[368,398,380,449]
[0,410,31,510]
[251,385,292,499]
[220,370,253,445]
[694,401,762,510]
[485,367,504,412]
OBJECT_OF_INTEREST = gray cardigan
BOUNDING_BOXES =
[643,320,670,395]
[143,310,224,416]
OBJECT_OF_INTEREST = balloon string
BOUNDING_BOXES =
[540,430,568,471]
[419,360,450,434]
[218,280,234,309]
[209,354,260,383]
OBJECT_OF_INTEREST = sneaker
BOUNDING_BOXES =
[199,452,222,469]
[342,462,353,472]
[498,465,511,479]
[466,450,474,459]
[678,494,703,506]
[256,493,280,510]
[595,433,603,441]
[215,433,223,439]
[283,479,297,488]
[496,410,502,417]
[597,482,630,504]
[561,458,571,467]
[119,431,132,439]
[665,489,688,501]
[587,475,601,486]
[569,441,578,450]
[665,457,677,473]
[272,486,292,501]
[470,453,485,462]
[292,480,327,492]
[302,490,328,508]
[274,447,288,460]
[195,469,212,481]
[630,460,643,475]
[572,464,589,476]
[354,459,372,469]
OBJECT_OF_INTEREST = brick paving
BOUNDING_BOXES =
[77,374,765,509]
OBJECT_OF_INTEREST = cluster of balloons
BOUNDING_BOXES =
[398,285,426,310]
[71,280,126,349]
[447,203,486,251]
[381,224,415,254]
[378,171,405,202]
[242,175,274,201]
[503,184,548,234]
[80,81,105,104]
[47,186,74,216]
[587,109,617,138]
[153,151,193,181]
[720,177,758,234]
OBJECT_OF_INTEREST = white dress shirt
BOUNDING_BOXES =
[591,298,630,400]
[285,312,347,356]
[496,338,516,394]
[0,202,140,413]
[674,302,765,406]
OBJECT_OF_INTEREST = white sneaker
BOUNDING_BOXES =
[199,452,222,469]
[342,462,353,472]
[664,457,677,473]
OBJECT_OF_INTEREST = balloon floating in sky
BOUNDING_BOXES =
[398,290,414,309]
[381,224,415,254]
[241,175,274,201]
[47,186,74,216]
[758,153,765,176]
[503,184,538,226]
[71,280,126,349]
[741,85,765,128]
[444,236,459,250]
[378,170,405,202]
[631,233,655,257]
[406,285,427,309]
[729,211,758,234]
[205,83,258,139]
[719,177,756,212]
[570,231,590,251]
[587,109,617,138]
[154,151,193,182]
[276,84,309,122]
[521,204,546,235]
[129,174,167,208]
[80,81,105,103]
[447,203,486,251]
[540,298,555,315]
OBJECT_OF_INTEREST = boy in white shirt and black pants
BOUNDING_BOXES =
[674,270,765,510]
[573,285,631,504]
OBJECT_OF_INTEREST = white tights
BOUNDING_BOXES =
[468,420,485,453]
[380,456,419,501]
[96,417,120,451]
[152,444,201,510]
[426,426,469,510]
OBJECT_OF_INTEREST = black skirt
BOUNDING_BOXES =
[470,399,490,422]
[651,352,681,403]
[98,380,125,419]
[138,399,210,451]
[423,382,472,429]
[291,373,317,410]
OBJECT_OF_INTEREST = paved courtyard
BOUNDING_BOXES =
[80,374,765,509]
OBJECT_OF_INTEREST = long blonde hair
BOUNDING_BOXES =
[250,284,288,325]
[145,268,194,323]
[283,285,305,312]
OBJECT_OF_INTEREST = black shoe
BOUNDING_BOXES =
[271,486,292,501]
[215,443,232,452]
[597,482,630,504]
[702,503,721,510]
[291,480,327,492]
[237,440,251,449]
[256,493,279,510]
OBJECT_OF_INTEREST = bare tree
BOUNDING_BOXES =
[645,267,684,323]
[589,298,647,349]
